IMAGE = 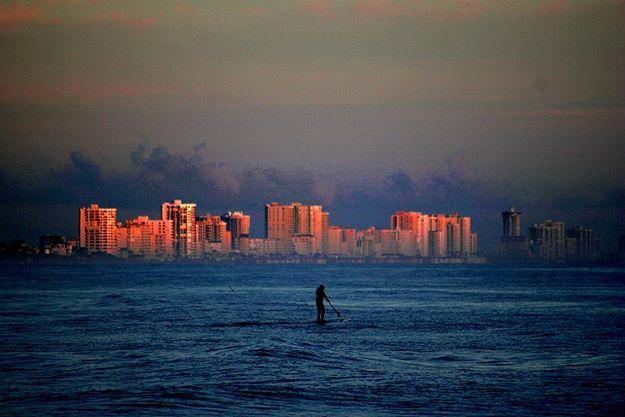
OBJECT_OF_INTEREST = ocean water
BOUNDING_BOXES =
[1,264,624,416]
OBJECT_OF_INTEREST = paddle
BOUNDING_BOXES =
[326,298,341,318]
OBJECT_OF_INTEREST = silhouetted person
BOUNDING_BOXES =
[316,284,330,323]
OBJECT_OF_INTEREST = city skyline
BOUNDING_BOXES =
[2,171,620,256]
[1,1,624,253]
[10,198,613,262]
[73,200,479,260]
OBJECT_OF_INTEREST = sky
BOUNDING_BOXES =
[1,0,624,253]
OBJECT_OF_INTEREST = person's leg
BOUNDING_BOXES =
[321,305,325,321]
[317,306,321,322]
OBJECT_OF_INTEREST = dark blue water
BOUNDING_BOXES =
[1,264,624,416]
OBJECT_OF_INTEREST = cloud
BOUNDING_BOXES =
[354,0,409,20]
[0,2,43,27]
[536,0,581,16]
[174,2,195,15]
[299,0,606,22]
[104,11,157,29]
[300,0,336,19]
[522,108,625,119]
[240,6,265,16]
[1,80,181,103]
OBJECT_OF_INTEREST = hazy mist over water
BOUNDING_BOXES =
[1,264,625,416]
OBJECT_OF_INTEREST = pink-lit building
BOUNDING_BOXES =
[197,215,231,255]
[390,211,430,257]
[429,230,445,258]
[117,216,174,259]
[265,202,295,254]
[221,211,251,250]
[459,216,471,256]
[150,219,174,258]
[79,204,118,255]
[446,217,461,256]
[470,233,478,257]
[356,227,380,257]
[391,211,475,258]
[239,238,278,256]
[294,203,326,254]
[328,226,357,257]
[162,200,197,257]
[293,234,316,256]
[321,212,329,254]
[265,202,329,255]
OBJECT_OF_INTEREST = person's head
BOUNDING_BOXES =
[319,284,325,290]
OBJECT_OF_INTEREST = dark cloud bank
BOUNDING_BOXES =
[1,144,623,253]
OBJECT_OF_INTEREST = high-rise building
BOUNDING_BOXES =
[391,211,420,233]
[197,215,230,254]
[502,208,522,237]
[428,230,445,258]
[500,207,528,260]
[293,235,315,256]
[149,219,174,258]
[391,211,420,256]
[162,200,196,257]
[79,204,118,255]
[265,202,295,255]
[294,203,324,254]
[321,211,329,254]
[116,216,173,259]
[446,218,461,256]
[119,216,155,258]
[239,238,278,256]
[221,211,250,250]
[391,211,474,258]
[430,215,449,257]
[529,220,565,260]
[416,214,430,257]
[459,216,471,256]
[566,227,597,260]
[328,226,357,257]
[470,233,478,257]
[356,227,379,257]
[265,202,327,255]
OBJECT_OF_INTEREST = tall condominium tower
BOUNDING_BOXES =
[500,207,528,259]
[321,211,329,254]
[265,202,295,254]
[529,220,565,260]
[328,226,357,256]
[79,204,118,255]
[221,211,251,250]
[162,199,197,257]
[502,208,522,237]
[566,226,596,260]
[118,216,155,258]
[197,215,230,254]
[265,202,328,255]
[391,211,473,257]
[459,216,471,256]
[390,211,430,257]
[391,211,420,233]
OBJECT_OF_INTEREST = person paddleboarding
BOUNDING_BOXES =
[316,284,340,324]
